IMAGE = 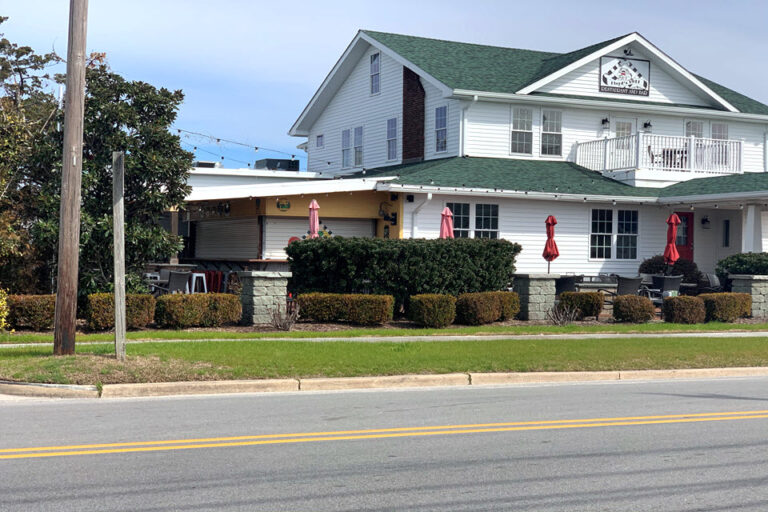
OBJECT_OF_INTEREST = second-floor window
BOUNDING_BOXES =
[386,118,397,161]
[342,127,363,168]
[342,129,351,168]
[354,126,363,166]
[685,120,704,138]
[712,122,728,140]
[511,107,533,154]
[435,106,447,153]
[541,110,562,156]
[316,134,324,148]
[370,53,380,95]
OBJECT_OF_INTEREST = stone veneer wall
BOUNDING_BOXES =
[514,273,558,321]
[238,271,292,325]
[730,274,768,319]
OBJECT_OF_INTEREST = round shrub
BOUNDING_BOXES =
[456,292,501,325]
[558,292,603,320]
[698,293,751,322]
[639,255,702,283]
[663,296,706,324]
[488,291,520,320]
[296,293,346,323]
[612,295,655,323]
[408,294,456,328]
[345,294,394,325]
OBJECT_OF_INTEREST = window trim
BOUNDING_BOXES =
[510,106,533,155]
[588,207,640,261]
[370,52,381,96]
[315,134,324,149]
[540,109,563,157]
[444,200,499,239]
[386,118,397,161]
[435,105,448,153]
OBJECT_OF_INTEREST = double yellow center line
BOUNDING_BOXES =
[3,409,768,460]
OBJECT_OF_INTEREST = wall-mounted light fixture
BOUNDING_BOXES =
[701,215,711,229]
[623,48,634,57]
[601,118,610,130]
[643,121,653,130]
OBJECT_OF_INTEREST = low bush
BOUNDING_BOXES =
[0,289,8,332]
[639,255,702,283]
[345,294,394,325]
[663,296,706,324]
[698,293,751,322]
[455,291,519,325]
[155,293,242,329]
[296,293,347,323]
[296,293,393,325]
[85,293,156,331]
[716,252,768,282]
[408,294,457,328]
[558,292,603,320]
[7,295,56,331]
[612,295,655,323]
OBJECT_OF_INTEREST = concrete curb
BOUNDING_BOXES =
[0,380,99,399]
[7,367,768,399]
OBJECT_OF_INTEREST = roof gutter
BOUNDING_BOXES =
[451,90,768,124]
[660,190,768,204]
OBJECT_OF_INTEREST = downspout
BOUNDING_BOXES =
[459,95,478,157]
[410,192,433,238]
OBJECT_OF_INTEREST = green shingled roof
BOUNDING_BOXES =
[361,30,768,115]
[356,157,768,200]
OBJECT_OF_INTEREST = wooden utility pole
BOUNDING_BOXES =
[113,152,126,361]
[53,0,89,356]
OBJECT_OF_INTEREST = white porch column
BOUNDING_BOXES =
[741,204,763,253]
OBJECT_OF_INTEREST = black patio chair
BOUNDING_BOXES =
[599,275,644,305]
[151,271,189,296]
[648,275,683,307]
[556,275,580,296]
[698,273,723,294]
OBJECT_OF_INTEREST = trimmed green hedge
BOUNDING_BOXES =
[85,293,156,331]
[559,292,603,320]
[408,294,456,328]
[455,291,520,325]
[612,295,655,323]
[716,252,768,281]
[296,293,394,325]
[286,238,521,312]
[663,296,706,324]
[698,293,751,322]
[7,294,56,331]
[155,294,242,329]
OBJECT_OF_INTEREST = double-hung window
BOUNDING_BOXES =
[370,53,380,95]
[435,106,447,153]
[616,210,638,259]
[685,120,704,138]
[341,129,351,168]
[590,209,613,259]
[541,110,562,156]
[475,204,499,239]
[446,202,470,238]
[510,107,533,154]
[711,122,729,166]
[316,134,324,148]
[386,118,397,161]
[353,126,363,166]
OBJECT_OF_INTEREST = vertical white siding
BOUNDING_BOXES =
[262,217,375,259]
[423,80,461,160]
[307,46,403,175]
[195,219,260,260]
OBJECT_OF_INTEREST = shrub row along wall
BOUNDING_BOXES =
[663,293,751,324]
[85,293,156,331]
[296,293,394,325]
[155,293,242,329]
[7,295,56,331]
[286,238,521,312]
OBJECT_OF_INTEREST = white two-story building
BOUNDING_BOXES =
[184,30,768,274]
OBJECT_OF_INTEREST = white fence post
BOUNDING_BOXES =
[602,137,608,172]
[688,135,696,172]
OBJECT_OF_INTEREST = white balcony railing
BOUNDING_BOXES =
[574,133,742,175]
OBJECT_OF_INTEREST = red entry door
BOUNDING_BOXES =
[674,211,694,261]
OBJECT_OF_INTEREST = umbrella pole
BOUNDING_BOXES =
[548,261,551,274]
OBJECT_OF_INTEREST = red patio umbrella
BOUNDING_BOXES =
[663,213,681,266]
[542,215,560,273]
[439,207,454,239]
[308,200,320,239]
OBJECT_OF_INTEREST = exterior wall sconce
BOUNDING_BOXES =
[701,215,711,229]
[601,118,610,130]
[643,121,653,130]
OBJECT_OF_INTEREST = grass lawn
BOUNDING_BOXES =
[3,321,768,344]
[3,336,768,385]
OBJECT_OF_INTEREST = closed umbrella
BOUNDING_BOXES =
[308,200,320,239]
[440,207,454,239]
[663,213,681,268]
[542,215,560,273]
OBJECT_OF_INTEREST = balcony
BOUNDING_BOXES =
[574,133,743,187]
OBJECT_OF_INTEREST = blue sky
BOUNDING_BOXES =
[3,0,767,170]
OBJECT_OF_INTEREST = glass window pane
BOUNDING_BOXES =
[447,202,470,238]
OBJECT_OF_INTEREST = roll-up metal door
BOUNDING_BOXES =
[195,218,260,260]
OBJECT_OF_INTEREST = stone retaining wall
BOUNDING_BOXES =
[514,273,558,321]
[730,274,768,319]
[238,271,292,325]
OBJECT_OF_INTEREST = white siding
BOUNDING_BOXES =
[423,80,461,160]
[537,46,713,107]
[195,219,260,260]
[262,217,376,259]
[464,101,766,173]
[307,46,403,175]
[404,193,739,274]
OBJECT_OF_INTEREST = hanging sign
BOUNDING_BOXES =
[599,56,650,96]
[276,199,291,211]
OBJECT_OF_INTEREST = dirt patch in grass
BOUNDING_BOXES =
[0,354,232,385]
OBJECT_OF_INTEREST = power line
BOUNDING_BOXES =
[180,141,253,167]
[175,128,297,159]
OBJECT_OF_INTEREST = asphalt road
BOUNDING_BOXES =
[3,378,768,511]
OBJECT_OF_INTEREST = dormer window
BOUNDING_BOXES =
[370,53,380,95]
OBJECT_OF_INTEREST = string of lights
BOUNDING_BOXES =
[180,141,254,167]
[175,128,296,159]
